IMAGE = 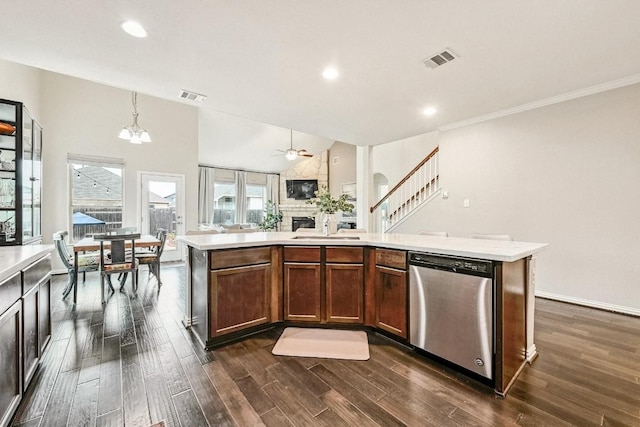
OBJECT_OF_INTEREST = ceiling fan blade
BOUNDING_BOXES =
[297,149,314,157]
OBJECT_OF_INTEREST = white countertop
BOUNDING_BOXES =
[177,232,548,262]
[0,245,55,283]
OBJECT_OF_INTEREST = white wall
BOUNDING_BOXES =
[393,83,640,313]
[328,141,356,195]
[372,131,439,187]
[198,108,334,173]
[39,72,199,245]
[0,59,42,118]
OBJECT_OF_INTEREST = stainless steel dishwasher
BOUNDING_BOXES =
[409,251,494,379]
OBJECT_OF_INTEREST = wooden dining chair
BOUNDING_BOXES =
[94,232,140,304]
[135,228,167,286]
[53,231,100,300]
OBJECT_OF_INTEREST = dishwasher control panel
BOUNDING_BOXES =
[408,252,493,277]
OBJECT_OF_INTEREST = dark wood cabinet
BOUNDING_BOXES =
[183,239,536,396]
[284,263,321,321]
[189,246,280,347]
[0,300,22,427]
[326,263,363,323]
[284,246,364,324]
[0,251,54,426]
[284,246,322,322]
[325,246,363,324]
[209,247,272,337]
[38,278,51,355]
[210,264,271,336]
[21,254,52,391]
[21,285,39,390]
[374,249,408,339]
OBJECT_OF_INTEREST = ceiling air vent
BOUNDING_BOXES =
[423,48,458,70]
[179,89,207,102]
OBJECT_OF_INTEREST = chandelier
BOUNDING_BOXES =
[118,91,151,144]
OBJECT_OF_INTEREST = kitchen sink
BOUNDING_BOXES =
[291,235,361,240]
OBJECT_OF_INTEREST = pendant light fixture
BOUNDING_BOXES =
[118,91,151,144]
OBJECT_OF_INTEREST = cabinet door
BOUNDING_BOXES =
[22,285,39,390]
[375,266,407,339]
[284,263,321,322]
[38,279,51,354]
[210,264,270,337]
[0,301,22,427]
[326,264,363,324]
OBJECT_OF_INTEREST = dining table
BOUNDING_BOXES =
[71,234,161,303]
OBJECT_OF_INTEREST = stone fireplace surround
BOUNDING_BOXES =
[278,203,318,232]
[278,151,328,232]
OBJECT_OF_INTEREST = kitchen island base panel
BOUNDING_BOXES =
[188,247,209,346]
[495,258,527,395]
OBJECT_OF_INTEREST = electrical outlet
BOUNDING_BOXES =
[463,199,470,208]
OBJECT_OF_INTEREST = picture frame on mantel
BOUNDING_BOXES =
[341,182,356,200]
[341,182,356,219]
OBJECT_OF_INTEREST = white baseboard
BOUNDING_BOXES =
[536,291,640,317]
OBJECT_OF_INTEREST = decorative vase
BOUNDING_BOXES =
[323,213,338,235]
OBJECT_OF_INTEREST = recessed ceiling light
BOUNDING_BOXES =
[423,107,437,116]
[120,20,148,38]
[322,67,339,80]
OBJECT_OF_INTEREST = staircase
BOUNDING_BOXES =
[370,146,440,232]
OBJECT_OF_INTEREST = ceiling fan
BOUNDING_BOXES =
[276,129,314,161]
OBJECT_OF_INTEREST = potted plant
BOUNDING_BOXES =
[306,185,354,235]
[258,200,283,231]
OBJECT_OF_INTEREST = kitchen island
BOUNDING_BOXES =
[177,231,547,396]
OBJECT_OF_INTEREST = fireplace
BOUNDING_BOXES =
[292,216,316,231]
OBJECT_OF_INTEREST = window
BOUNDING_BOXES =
[200,166,278,227]
[213,181,236,224]
[69,155,124,241]
[246,184,267,224]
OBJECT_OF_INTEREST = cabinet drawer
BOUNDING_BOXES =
[375,249,406,270]
[210,247,270,270]
[0,272,21,315]
[284,246,321,262]
[326,246,363,263]
[22,254,52,294]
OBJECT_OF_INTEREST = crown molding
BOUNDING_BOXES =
[439,73,640,132]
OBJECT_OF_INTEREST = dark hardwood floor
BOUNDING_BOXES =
[11,265,640,426]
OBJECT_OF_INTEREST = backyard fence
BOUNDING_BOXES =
[72,206,176,241]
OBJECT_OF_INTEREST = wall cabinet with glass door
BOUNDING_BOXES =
[0,98,42,245]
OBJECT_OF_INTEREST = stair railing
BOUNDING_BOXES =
[370,146,440,232]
